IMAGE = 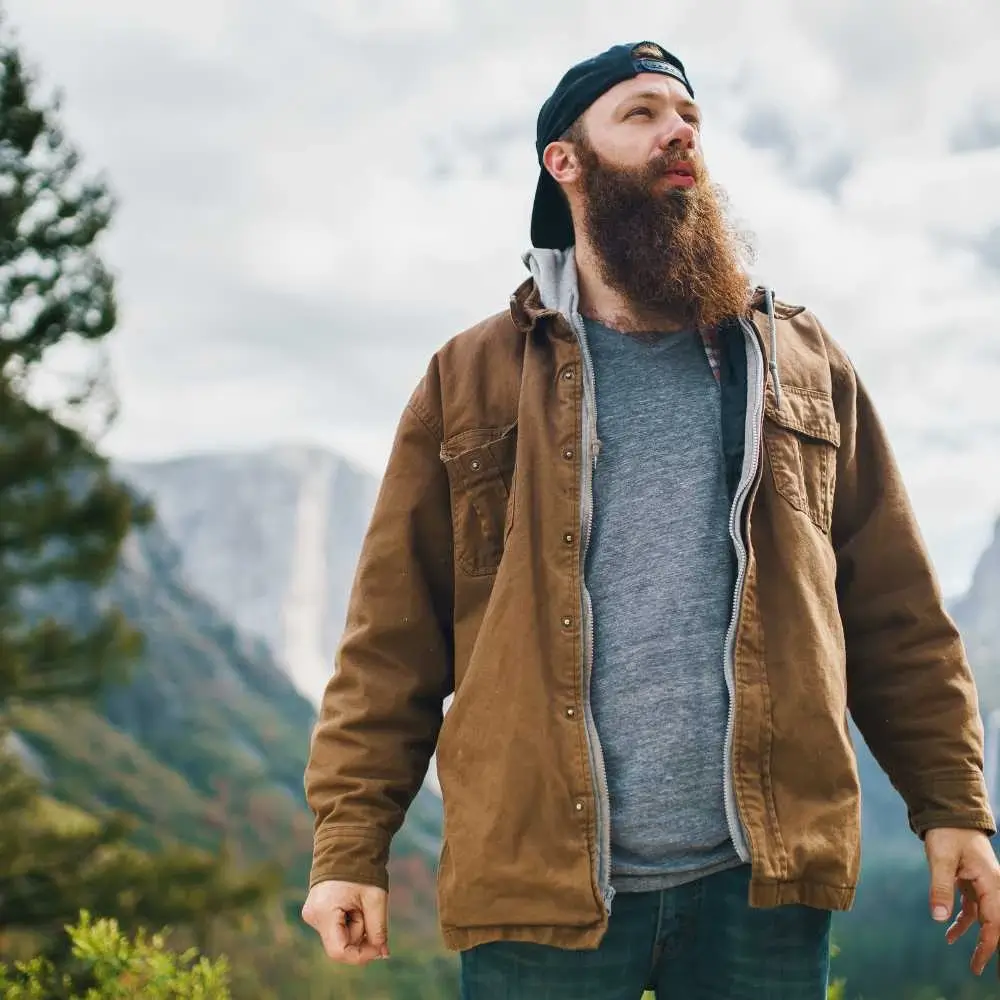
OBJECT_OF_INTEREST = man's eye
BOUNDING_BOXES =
[683,115,701,127]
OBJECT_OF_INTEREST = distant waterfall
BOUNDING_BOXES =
[281,453,334,705]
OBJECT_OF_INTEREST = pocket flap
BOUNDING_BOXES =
[440,423,517,489]
[764,386,840,448]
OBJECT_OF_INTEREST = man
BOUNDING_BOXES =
[302,41,1000,998]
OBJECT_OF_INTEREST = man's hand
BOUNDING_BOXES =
[925,827,1000,976]
[301,880,390,966]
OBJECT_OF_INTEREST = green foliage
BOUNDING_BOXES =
[827,940,846,999]
[0,10,277,970]
[0,41,117,366]
[0,10,151,709]
[0,911,230,998]
[0,738,282,944]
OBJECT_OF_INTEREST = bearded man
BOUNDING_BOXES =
[301,42,1000,998]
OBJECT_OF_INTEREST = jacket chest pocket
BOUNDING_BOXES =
[440,423,517,577]
[762,386,840,533]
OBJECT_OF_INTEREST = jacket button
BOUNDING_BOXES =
[561,368,574,381]
[561,616,572,628]
[470,459,481,471]
[574,801,584,812]
[563,532,574,545]
[563,449,574,460]
[565,707,576,718]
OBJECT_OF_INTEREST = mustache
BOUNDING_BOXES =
[648,152,705,183]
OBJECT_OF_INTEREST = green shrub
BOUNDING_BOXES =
[828,940,846,999]
[0,911,230,999]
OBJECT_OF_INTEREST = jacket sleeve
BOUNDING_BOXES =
[304,367,454,889]
[831,358,996,839]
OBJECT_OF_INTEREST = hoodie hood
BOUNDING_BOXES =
[523,247,580,318]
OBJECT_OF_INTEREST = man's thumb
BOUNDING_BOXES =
[361,888,390,956]
[928,843,959,922]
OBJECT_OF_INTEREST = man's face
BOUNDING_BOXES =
[545,74,754,330]
[580,74,705,184]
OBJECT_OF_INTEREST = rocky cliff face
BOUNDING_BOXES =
[122,445,453,799]
[952,517,1000,811]
[121,446,378,704]
[954,517,1000,710]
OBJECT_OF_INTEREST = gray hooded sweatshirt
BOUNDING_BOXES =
[525,247,745,893]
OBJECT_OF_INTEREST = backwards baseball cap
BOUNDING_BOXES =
[530,41,695,250]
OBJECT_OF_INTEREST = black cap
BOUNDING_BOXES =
[530,41,695,250]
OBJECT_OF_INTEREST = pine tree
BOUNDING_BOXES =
[0,14,145,704]
[0,12,278,957]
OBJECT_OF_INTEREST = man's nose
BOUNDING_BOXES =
[656,117,696,152]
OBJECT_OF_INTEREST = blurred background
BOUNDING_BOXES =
[0,0,997,997]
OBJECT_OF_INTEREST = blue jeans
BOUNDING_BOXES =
[459,865,831,999]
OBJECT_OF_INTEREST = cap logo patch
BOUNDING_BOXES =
[632,57,687,85]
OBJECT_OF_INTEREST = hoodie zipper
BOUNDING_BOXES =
[569,308,615,913]
[567,302,768,910]
[720,317,767,863]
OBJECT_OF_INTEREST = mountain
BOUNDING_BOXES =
[954,516,1000,712]
[122,446,449,796]
[119,446,378,705]
[10,508,442,946]
[120,443,447,866]
[953,516,1000,809]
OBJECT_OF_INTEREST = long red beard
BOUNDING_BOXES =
[577,137,755,330]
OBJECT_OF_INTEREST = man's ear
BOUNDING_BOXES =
[542,140,580,186]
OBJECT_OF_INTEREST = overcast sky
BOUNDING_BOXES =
[6,0,1000,596]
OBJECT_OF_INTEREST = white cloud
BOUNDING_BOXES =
[299,0,459,38]
[28,0,241,52]
[5,0,1000,594]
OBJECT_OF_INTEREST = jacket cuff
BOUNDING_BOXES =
[906,774,997,840]
[309,826,391,890]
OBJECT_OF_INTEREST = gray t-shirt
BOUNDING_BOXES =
[583,318,742,893]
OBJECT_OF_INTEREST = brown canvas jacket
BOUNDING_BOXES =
[304,274,995,952]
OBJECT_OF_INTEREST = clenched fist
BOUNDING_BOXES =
[301,880,390,965]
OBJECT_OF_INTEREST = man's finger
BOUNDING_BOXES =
[927,843,960,921]
[345,909,366,947]
[361,887,391,958]
[319,908,360,964]
[947,910,978,945]
[342,907,385,965]
[971,921,1000,976]
[946,887,978,945]
[326,905,381,965]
